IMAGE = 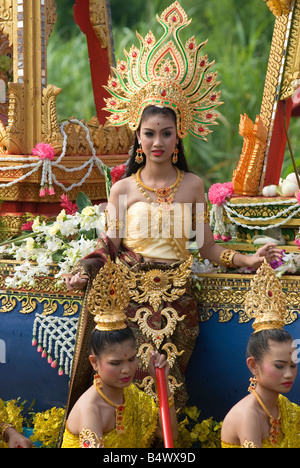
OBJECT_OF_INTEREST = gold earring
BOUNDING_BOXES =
[172,147,179,164]
[135,144,144,164]
[248,375,258,392]
[94,373,102,389]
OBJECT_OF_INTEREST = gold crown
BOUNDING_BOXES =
[87,257,131,331]
[103,1,222,141]
[244,259,287,333]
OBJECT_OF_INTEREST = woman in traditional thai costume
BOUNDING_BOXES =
[221,261,300,448]
[61,259,177,448]
[64,2,281,414]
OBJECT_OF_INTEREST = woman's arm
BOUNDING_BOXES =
[193,177,282,269]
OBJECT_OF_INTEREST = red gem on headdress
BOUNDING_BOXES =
[110,288,115,295]
[198,126,205,133]
[132,51,137,58]
[161,90,166,97]
[111,81,117,87]
[83,440,90,448]
[211,95,217,101]
[110,101,116,106]
[154,277,161,283]
[120,64,125,70]
[268,290,273,297]
[172,15,177,22]
[165,66,170,72]
[206,76,212,82]
[200,60,206,67]
[189,43,194,50]
[147,37,152,44]
[206,113,213,119]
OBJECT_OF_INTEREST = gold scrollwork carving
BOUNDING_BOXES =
[129,307,186,348]
[0,294,17,313]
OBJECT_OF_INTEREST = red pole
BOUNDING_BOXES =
[155,367,174,448]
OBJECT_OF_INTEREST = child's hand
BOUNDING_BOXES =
[148,350,169,380]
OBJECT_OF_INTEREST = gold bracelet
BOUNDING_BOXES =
[219,249,237,268]
[79,429,105,448]
[104,210,124,232]
[0,422,14,442]
[192,210,210,224]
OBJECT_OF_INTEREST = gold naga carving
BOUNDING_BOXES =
[232,114,268,196]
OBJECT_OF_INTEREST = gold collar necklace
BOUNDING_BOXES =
[134,167,184,208]
[250,389,281,446]
[93,375,125,434]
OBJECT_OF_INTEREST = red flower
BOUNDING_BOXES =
[60,194,78,215]
[21,220,33,231]
[111,164,126,184]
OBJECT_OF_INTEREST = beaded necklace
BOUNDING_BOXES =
[93,375,125,434]
[250,389,281,446]
[132,167,184,209]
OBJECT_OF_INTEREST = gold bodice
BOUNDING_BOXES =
[61,384,158,448]
[221,395,300,448]
[122,202,192,261]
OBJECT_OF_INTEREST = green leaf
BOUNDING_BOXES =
[51,248,66,263]
[76,192,93,213]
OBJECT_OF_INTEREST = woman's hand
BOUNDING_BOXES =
[248,243,283,270]
[64,272,88,291]
[148,351,169,381]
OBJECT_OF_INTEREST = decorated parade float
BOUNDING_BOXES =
[1,0,300,448]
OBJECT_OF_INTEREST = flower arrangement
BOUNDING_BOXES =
[0,398,64,448]
[0,397,222,448]
[208,181,235,242]
[175,406,222,448]
[0,192,105,289]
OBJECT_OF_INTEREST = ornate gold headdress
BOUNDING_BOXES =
[103,1,222,141]
[244,259,288,333]
[87,257,131,331]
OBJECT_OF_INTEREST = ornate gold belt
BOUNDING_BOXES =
[125,255,193,396]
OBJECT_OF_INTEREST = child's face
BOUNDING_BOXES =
[92,339,138,389]
[257,340,297,394]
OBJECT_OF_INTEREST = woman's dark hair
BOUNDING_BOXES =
[125,105,190,176]
[89,326,135,357]
[246,328,293,363]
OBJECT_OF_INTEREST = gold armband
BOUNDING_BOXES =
[192,209,210,224]
[104,210,124,232]
[79,429,105,448]
[0,422,14,442]
[242,440,258,448]
[219,249,237,268]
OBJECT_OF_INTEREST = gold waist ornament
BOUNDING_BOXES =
[127,255,193,313]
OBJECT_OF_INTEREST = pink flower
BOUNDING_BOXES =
[294,238,300,247]
[111,164,126,184]
[32,143,55,160]
[213,233,221,240]
[60,194,78,215]
[21,220,33,231]
[39,187,46,197]
[208,182,234,206]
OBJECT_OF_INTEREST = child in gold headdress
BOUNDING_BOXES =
[61,258,177,448]
[221,260,300,448]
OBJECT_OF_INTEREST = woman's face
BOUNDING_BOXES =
[255,340,297,394]
[137,112,178,164]
[90,339,137,389]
